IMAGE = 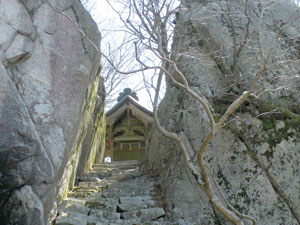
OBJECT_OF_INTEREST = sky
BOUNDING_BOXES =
[84,0,300,111]
[83,0,162,111]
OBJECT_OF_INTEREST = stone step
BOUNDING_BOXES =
[121,207,165,221]
[103,211,121,219]
[72,186,101,193]
[93,160,140,170]
[101,189,155,199]
[81,171,115,180]
[58,198,88,215]
[81,171,142,181]
[86,197,118,212]
[55,159,168,225]
[78,177,102,182]
[109,182,156,191]
[117,199,156,212]
[119,195,154,203]
[94,160,139,165]
[55,212,104,225]
[106,186,155,195]
[68,191,96,198]
[117,201,149,212]
[77,181,107,188]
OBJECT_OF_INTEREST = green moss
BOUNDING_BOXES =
[213,103,229,114]
[60,62,106,202]
[62,175,71,200]
[259,102,277,113]
[213,97,300,151]
[258,104,300,149]
[261,116,276,131]
[213,115,221,123]
[86,200,106,210]
[227,122,240,135]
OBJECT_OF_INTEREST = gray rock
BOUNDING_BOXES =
[0,23,17,51]
[86,198,118,212]
[103,211,121,219]
[0,0,103,224]
[7,185,44,225]
[117,201,148,212]
[120,195,153,204]
[121,207,165,221]
[55,212,88,225]
[4,34,34,63]
[19,0,42,13]
[0,0,34,36]
[56,161,166,225]
[89,209,104,218]
[147,0,300,224]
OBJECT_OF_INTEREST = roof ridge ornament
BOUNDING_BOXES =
[117,88,139,102]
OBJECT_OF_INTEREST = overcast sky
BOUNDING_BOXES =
[84,0,299,111]
[84,0,160,111]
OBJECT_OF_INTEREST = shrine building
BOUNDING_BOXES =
[105,88,153,161]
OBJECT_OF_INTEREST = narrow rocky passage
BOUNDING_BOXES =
[53,161,168,225]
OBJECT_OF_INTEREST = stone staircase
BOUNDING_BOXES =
[54,160,169,225]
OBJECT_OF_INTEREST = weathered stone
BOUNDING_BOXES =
[55,212,88,225]
[120,195,154,204]
[6,185,44,225]
[0,23,17,52]
[56,161,171,224]
[86,198,117,212]
[89,209,104,218]
[117,201,148,212]
[147,0,300,224]
[33,3,58,35]
[121,207,165,221]
[0,0,103,224]
[4,34,34,63]
[58,198,86,212]
[0,0,34,36]
[58,202,89,215]
[103,211,121,219]
[19,0,42,13]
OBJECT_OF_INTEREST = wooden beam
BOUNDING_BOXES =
[113,136,145,141]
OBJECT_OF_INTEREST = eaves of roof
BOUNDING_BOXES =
[106,95,153,117]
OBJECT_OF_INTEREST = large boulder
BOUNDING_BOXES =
[148,0,300,224]
[0,0,104,224]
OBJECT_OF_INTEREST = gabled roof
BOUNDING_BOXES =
[106,95,153,125]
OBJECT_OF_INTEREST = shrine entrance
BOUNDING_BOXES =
[105,88,153,162]
[113,141,145,161]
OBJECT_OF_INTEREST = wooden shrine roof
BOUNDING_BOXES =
[106,95,153,125]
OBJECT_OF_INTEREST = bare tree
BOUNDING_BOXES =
[102,0,300,224]
[101,33,143,108]
[52,0,300,223]
[80,0,148,109]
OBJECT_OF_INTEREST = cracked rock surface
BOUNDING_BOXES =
[148,0,300,224]
[0,0,102,224]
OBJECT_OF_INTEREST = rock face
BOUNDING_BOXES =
[0,0,104,224]
[147,0,300,224]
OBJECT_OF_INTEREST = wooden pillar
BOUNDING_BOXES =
[145,123,149,150]
[110,140,114,161]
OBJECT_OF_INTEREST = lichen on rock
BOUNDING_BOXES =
[0,0,105,224]
[147,0,300,224]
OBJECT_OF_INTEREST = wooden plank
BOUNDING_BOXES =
[113,149,145,161]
